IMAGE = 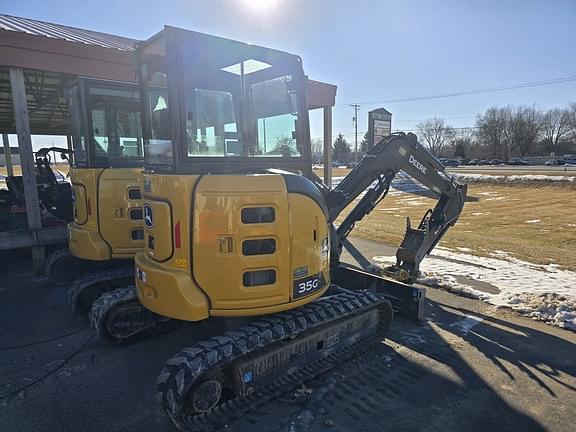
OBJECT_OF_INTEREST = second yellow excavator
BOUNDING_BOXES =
[46,78,145,317]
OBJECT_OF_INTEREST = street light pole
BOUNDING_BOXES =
[350,104,360,164]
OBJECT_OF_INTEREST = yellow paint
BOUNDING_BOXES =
[68,167,143,261]
[135,173,331,321]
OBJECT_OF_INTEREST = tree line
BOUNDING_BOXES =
[416,102,576,159]
[312,102,576,163]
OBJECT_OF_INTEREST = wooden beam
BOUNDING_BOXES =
[2,132,13,176]
[0,226,67,250]
[323,106,333,188]
[9,67,45,274]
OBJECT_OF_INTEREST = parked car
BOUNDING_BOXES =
[468,159,479,165]
[545,159,564,166]
[442,159,459,167]
[508,158,529,165]
[478,159,490,165]
[564,158,576,166]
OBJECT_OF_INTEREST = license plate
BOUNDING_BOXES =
[293,272,326,300]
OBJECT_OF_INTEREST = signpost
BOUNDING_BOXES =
[367,108,392,150]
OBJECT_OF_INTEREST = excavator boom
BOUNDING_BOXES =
[324,132,467,283]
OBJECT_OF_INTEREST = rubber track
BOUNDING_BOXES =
[45,248,77,283]
[157,290,393,432]
[68,266,135,318]
[89,286,185,346]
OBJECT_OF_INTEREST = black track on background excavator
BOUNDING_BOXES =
[89,286,185,346]
[45,248,90,283]
[68,265,135,317]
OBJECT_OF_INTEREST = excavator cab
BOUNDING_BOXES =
[134,27,328,321]
[65,78,144,262]
[46,78,145,317]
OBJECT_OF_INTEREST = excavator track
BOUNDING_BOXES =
[45,248,88,283]
[156,290,393,432]
[68,266,135,318]
[89,286,185,346]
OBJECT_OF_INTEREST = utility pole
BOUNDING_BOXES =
[350,104,360,164]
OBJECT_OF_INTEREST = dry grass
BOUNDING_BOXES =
[338,184,576,271]
[315,167,576,178]
[314,168,352,178]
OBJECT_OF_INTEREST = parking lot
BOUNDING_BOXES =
[1,243,575,432]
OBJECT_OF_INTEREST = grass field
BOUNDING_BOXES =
[315,167,576,178]
[338,183,576,271]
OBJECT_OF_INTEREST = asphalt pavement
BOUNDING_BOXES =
[1,246,575,432]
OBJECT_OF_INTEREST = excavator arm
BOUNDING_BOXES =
[324,132,467,283]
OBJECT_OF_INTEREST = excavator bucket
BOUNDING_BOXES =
[333,263,426,321]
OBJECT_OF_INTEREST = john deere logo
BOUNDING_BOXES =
[144,204,153,228]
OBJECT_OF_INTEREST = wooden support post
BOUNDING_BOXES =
[66,134,74,165]
[323,106,333,188]
[2,133,14,177]
[9,67,45,274]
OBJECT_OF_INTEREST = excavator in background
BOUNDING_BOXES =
[45,78,145,318]
[87,27,467,431]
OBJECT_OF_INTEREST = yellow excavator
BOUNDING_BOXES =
[45,78,145,317]
[89,27,467,430]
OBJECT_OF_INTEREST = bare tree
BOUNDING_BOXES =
[476,107,510,159]
[541,108,571,155]
[451,127,475,159]
[475,106,542,159]
[415,118,455,155]
[311,138,323,163]
[507,106,542,157]
[568,102,576,141]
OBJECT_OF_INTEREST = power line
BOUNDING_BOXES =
[336,75,576,107]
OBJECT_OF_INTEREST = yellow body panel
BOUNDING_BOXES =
[135,173,330,321]
[68,167,143,261]
[193,175,291,310]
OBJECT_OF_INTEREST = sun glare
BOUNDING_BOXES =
[241,0,280,14]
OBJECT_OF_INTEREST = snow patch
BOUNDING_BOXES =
[453,173,576,185]
[450,315,484,334]
[525,219,540,224]
[372,249,576,331]
[505,293,576,330]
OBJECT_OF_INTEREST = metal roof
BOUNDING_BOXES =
[0,14,137,51]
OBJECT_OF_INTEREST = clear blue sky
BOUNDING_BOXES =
[3,0,576,148]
